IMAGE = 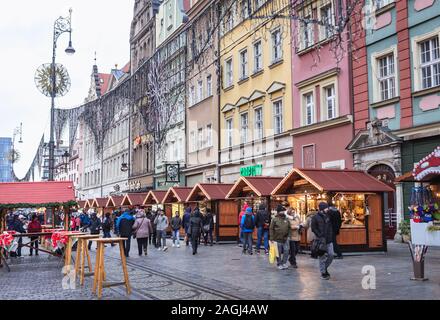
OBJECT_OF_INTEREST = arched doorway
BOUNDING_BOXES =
[368,164,396,239]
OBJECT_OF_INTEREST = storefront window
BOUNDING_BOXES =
[335,194,366,228]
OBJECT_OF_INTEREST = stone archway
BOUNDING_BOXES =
[368,164,397,239]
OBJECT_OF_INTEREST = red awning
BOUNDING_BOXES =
[413,146,440,181]
[106,196,125,208]
[0,181,75,205]
[121,193,149,206]
[186,183,234,201]
[143,190,167,205]
[272,168,394,195]
[163,187,193,203]
[91,198,108,208]
[226,176,284,198]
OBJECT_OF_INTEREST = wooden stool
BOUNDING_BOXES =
[74,234,101,285]
[91,238,131,299]
[63,232,87,273]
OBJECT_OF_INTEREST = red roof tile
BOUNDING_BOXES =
[226,177,284,198]
[98,73,112,94]
[121,193,149,206]
[187,183,235,201]
[0,181,75,205]
[272,168,394,195]
[163,187,193,203]
[122,61,130,74]
[143,190,167,205]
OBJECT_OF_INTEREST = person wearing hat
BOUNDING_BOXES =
[269,205,291,270]
[240,207,256,254]
[311,202,335,280]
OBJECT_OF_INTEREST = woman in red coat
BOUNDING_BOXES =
[27,215,42,256]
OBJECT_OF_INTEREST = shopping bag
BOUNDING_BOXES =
[269,242,279,264]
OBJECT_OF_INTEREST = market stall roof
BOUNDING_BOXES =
[91,197,108,208]
[272,168,394,195]
[121,193,149,206]
[163,187,193,203]
[106,195,125,208]
[187,183,235,201]
[143,190,167,205]
[226,177,284,199]
[77,200,86,209]
[84,199,92,209]
[0,181,75,206]
[412,146,440,181]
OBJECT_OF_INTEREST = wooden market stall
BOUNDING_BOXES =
[142,190,167,207]
[162,187,193,234]
[271,168,394,252]
[120,193,149,208]
[186,183,235,242]
[90,198,111,218]
[105,195,125,210]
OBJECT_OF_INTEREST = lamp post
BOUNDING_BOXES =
[48,9,75,181]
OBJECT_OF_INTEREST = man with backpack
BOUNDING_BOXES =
[255,204,270,255]
[240,207,255,255]
[80,212,91,231]
[311,202,335,280]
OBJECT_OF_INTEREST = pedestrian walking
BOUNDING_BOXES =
[146,208,154,245]
[10,215,26,258]
[151,210,158,248]
[237,203,249,247]
[269,205,291,270]
[154,209,169,251]
[182,206,191,246]
[255,204,270,255]
[116,209,135,257]
[79,211,91,232]
[189,208,203,255]
[240,207,255,254]
[132,210,153,256]
[286,207,301,268]
[88,213,101,250]
[202,208,214,246]
[328,202,343,259]
[27,214,42,256]
[311,202,335,280]
[113,210,122,235]
[102,212,114,245]
[171,211,182,248]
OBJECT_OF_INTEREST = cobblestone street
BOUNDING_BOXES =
[1,239,440,300]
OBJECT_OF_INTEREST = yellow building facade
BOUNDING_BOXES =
[219,1,293,183]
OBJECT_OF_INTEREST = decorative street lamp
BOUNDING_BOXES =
[34,9,75,181]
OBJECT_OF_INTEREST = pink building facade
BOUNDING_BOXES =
[290,0,354,170]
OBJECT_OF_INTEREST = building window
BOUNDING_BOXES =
[197,80,203,102]
[190,131,196,152]
[304,93,314,125]
[375,0,393,10]
[241,0,250,19]
[190,86,195,106]
[226,118,233,147]
[206,124,212,147]
[207,75,212,96]
[198,128,204,150]
[253,40,263,72]
[273,100,283,134]
[419,36,440,89]
[271,28,282,62]
[254,107,263,140]
[225,58,233,87]
[319,2,333,41]
[239,49,248,80]
[300,11,314,50]
[324,84,336,120]
[240,112,249,143]
[377,53,396,100]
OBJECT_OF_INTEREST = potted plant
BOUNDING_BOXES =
[399,220,411,243]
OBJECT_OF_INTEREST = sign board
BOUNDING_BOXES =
[410,221,440,246]
[240,164,263,177]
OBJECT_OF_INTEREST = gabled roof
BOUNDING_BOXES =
[235,96,249,108]
[266,81,285,94]
[91,197,108,208]
[98,73,112,94]
[77,200,86,209]
[122,62,130,74]
[226,177,283,198]
[0,181,75,205]
[248,90,265,102]
[186,183,235,201]
[84,199,92,209]
[143,190,167,205]
[106,195,125,208]
[221,103,235,113]
[271,168,394,195]
[121,193,149,206]
[163,187,193,203]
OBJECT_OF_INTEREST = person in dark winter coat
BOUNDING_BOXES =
[240,207,255,255]
[269,206,291,269]
[182,207,191,246]
[202,208,214,246]
[102,212,114,247]
[255,204,270,254]
[10,215,26,257]
[328,204,343,259]
[146,208,154,245]
[311,202,335,280]
[27,214,42,256]
[116,209,135,257]
[171,212,182,247]
[151,210,159,248]
[190,208,204,255]
[88,213,102,250]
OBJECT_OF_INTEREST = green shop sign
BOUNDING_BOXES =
[240,164,263,177]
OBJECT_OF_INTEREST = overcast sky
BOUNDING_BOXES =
[0,1,133,179]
